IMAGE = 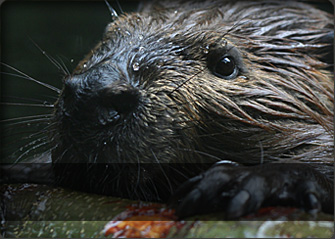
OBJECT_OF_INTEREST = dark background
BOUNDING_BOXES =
[1,0,139,119]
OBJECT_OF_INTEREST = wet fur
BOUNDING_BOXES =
[54,2,333,164]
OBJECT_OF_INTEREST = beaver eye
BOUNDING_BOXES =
[213,55,238,79]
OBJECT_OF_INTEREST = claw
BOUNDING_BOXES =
[169,174,203,205]
[304,193,321,212]
[226,190,250,218]
[171,163,333,219]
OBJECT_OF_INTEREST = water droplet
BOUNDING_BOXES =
[19,147,23,152]
[83,64,87,68]
[174,10,178,14]
[27,123,31,126]
[202,45,210,54]
[70,59,74,63]
[138,46,145,52]
[138,35,143,40]
[132,62,140,71]
[103,141,107,145]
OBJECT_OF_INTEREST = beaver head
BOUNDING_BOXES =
[51,1,333,198]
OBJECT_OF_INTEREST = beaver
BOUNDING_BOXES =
[2,0,334,219]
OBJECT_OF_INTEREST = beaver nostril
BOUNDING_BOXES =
[100,85,140,114]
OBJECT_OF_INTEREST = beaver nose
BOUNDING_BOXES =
[99,83,140,114]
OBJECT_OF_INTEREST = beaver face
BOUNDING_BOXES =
[52,1,333,170]
[53,20,250,165]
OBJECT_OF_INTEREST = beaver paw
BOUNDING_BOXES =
[170,163,333,219]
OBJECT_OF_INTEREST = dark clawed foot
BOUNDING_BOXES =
[297,181,322,213]
[170,163,333,219]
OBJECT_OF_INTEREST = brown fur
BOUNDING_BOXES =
[51,1,333,199]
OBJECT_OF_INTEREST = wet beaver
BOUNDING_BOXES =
[3,0,334,219]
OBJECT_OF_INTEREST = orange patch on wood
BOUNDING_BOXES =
[104,203,188,238]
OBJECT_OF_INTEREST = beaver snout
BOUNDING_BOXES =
[61,65,141,126]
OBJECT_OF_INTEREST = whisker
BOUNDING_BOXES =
[3,126,51,137]
[168,68,205,96]
[56,55,71,75]
[0,102,54,108]
[2,122,52,136]
[168,166,189,180]
[29,38,68,76]
[151,149,174,195]
[13,140,51,164]
[2,95,56,104]
[4,123,51,157]
[3,128,54,144]
[178,148,223,161]
[134,158,142,196]
[1,72,60,98]
[1,63,60,93]
[3,122,55,146]
[23,122,56,138]
[1,114,52,123]
[10,134,49,150]
[3,134,45,149]
[115,0,124,14]
[42,95,59,101]
[104,0,119,19]
[52,146,70,164]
